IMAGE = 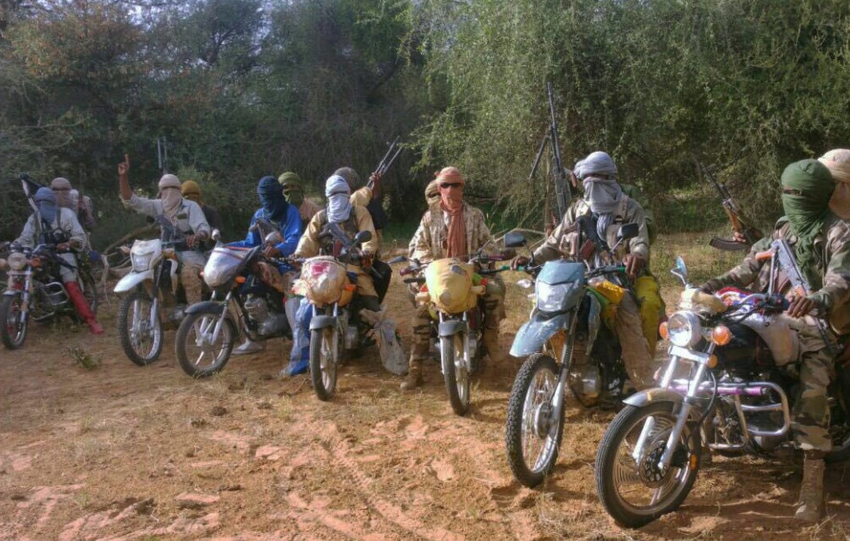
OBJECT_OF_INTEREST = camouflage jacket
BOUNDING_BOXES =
[410,203,495,262]
[708,214,850,335]
[294,205,379,259]
[532,196,651,264]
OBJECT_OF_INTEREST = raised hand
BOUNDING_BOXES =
[117,154,130,177]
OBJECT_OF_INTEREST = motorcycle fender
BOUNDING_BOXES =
[186,301,226,315]
[310,315,337,331]
[438,320,468,338]
[622,388,685,409]
[114,270,154,293]
[509,312,569,357]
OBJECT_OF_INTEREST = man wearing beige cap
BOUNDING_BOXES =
[818,149,850,220]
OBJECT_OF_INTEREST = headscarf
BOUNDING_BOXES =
[158,174,183,219]
[575,152,623,241]
[69,189,81,213]
[435,167,467,258]
[50,177,74,209]
[34,187,57,225]
[257,175,288,222]
[333,167,361,190]
[818,149,850,220]
[780,159,835,286]
[279,172,304,207]
[425,179,440,207]
[181,180,203,205]
[325,175,352,224]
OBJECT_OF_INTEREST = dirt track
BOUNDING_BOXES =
[3,245,850,541]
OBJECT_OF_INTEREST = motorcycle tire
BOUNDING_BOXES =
[118,290,163,366]
[310,327,340,401]
[505,353,564,487]
[595,402,701,528]
[442,334,470,416]
[0,294,28,350]
[175,308,236,378]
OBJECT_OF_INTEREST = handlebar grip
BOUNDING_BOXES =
[403,277,425,284]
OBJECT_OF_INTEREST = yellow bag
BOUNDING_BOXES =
[425,258,479,314]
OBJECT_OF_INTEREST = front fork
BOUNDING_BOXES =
[549,313,579,429]
[197,291,233,346]
[7,272,32,321]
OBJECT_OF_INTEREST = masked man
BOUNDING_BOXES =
[699,159,850,522]
[51,177,96,232]
[403,167,506,390]
[117,156,210,306]
[15,188,103,334]
[513,151,662,390]
[279,172,321,228]
[408,180,441,258]
[181,180,223,235]
[334,166,387,243]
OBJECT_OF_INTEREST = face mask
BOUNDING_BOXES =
[160,187,183,218]
[283,187,304,207]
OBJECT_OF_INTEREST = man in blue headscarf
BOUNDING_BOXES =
[228,176,302,356]
[14,188,103,334]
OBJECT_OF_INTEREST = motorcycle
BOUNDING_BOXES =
[503,223,640,487]
[175,226,293,378]
[295,229,391,401]
[1,240,98,350]
[393,250,512,416]
[114,215,190,366]
[594,256,850,528]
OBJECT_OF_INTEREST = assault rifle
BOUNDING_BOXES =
[759,238,836,356]
[367,136,402,190]
[529,82,571,228]
[695,159,763,251]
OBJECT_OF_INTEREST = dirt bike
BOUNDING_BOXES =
[114,215,193,366]
[503,223,640,487]
[175,227,293,378]
[296,229,391,401]
[1,240,98,350]
[594,256,850,528]
[392,251,512,416]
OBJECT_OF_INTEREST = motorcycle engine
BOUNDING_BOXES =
[245,295,287,337]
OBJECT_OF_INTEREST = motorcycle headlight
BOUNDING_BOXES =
[668,311,702,348]
[131,252,154,272]
[8,252,27,271]
[536,282,574,313]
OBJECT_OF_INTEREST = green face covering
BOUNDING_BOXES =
[278,171,304,207]
[780,159,835,285]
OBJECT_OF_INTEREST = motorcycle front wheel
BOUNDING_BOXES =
[595,401,701,528]
[0,294,28,350]
[505,353,564,487]
[442,334,470,416]
[118,290,163,366]
[176,308,236,378]
[310,326,340,401]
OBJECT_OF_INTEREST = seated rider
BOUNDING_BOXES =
[279,171,322,229]
[512,151,663,390]
[14,188,103,334]
[117,155,210,306]
[182,180,224,242]
[229,176,302,357]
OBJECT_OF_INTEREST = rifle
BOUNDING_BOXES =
[695,159,763,251]
[759,239,836,356]
[529,82,571,228]
[367,136,402,190]
[156,136,169,174]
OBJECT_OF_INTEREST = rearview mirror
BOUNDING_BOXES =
[504,231,527,248]
[353,230,372,245]
[617,223,640,242]
[670,256,689,286]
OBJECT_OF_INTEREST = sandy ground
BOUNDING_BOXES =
[2,235,850,540]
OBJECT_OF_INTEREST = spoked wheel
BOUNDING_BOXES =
[505,353,564,486]
[176,309,236,378]
[441,334,470,416]
[310,326,340,401]
[595,402,701,528]
[118,290,163,366]
[0,295,28,350]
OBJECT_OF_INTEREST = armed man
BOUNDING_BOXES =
[512,151,663,390]
[699,159,850,522]
[403,167,507,390]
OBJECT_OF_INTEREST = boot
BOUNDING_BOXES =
[795,451,825,522]
[400,357,423,390]
[483,328,505,364]
[65,282,103,335]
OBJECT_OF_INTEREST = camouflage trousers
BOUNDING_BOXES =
[615,291,656,391]
[781,319,835,453]
[408,275,505,361]
[178,250,206,306]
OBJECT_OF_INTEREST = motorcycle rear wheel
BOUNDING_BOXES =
[0,295,28,350]
[442,334,470,416]
[595,402,701,528]
[118,290,163,366]
[176,309,236,378]
[310,327,339,401]
[505,353,564,487]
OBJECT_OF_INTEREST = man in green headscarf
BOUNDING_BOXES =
[279,172,321,228]
[700,159,850,522]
